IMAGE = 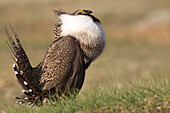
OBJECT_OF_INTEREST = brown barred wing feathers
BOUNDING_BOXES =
[39,36,85,95]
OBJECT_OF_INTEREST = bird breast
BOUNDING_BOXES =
[59,14,105,61]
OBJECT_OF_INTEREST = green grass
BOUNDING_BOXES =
[3,78,170,113]
[1,35,170,112]
[0,0,170,112]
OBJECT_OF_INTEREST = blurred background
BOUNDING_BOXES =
[0,0,170,109]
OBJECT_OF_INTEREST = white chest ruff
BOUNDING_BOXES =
[59,14,105,61]
[59,14,105,45]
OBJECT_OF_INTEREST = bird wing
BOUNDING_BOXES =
[38,35,85,93]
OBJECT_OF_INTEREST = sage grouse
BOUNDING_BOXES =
[5,9,105,105]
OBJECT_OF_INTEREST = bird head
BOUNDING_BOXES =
[53,9,92,15]
[53,9,100,23]
[72,9,93,15]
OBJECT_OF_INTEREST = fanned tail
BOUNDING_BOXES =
[5,25,39,104]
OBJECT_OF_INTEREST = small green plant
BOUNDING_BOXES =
[4,78,170,113]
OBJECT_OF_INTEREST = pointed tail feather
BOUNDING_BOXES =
[5,26,32,80]
[13,63,31,90]
[5,25,41,95]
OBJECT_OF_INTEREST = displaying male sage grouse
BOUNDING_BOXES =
[5,9,105,105]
